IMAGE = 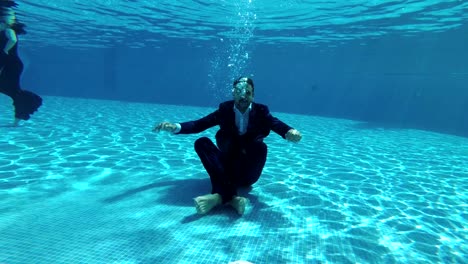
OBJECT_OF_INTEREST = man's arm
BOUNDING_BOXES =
[177,110,220,134]
[153,109,220,135]
[3,29,17,55]
[264,106,302,143]
[285,128,302,142]
[153,122,178,133]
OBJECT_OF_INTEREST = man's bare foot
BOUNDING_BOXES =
[194,193,222,214]
[229,196,248,215]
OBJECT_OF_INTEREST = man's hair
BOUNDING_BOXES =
[0,3,27,35]
[233,77,254,92]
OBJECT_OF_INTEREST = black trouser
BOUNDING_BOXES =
[194,131,267,203]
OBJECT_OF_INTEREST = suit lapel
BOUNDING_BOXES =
[247,102,256,132]
[226,101,236,131]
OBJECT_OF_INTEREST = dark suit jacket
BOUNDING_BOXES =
[177,100,292,143]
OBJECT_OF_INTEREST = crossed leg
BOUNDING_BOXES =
[194,193,222,214]
[194,194,248,215]
[193,137,266,216]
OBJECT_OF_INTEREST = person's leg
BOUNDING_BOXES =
[226,141,267,215]
[193,136,236,214]
[220,152,249,215]
[3,57,41,125]
[228,196,248,215]
[12,90,42,123]
[237,141,268,187]
[12,118,20,127]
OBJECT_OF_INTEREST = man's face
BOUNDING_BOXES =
[233,81,254,109]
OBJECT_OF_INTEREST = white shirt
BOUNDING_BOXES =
[234,103,252,135]
[174,103,252,134]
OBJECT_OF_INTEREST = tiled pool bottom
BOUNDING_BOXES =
[0,96,467,263]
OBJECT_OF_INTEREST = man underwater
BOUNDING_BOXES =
[154,77,302,215]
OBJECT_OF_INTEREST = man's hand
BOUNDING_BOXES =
[153,122,177,133]
[285,129,302,143]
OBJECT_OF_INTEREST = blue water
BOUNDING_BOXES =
[2,1,468,263]
[1,96,466,263]
[16,1,468,48]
